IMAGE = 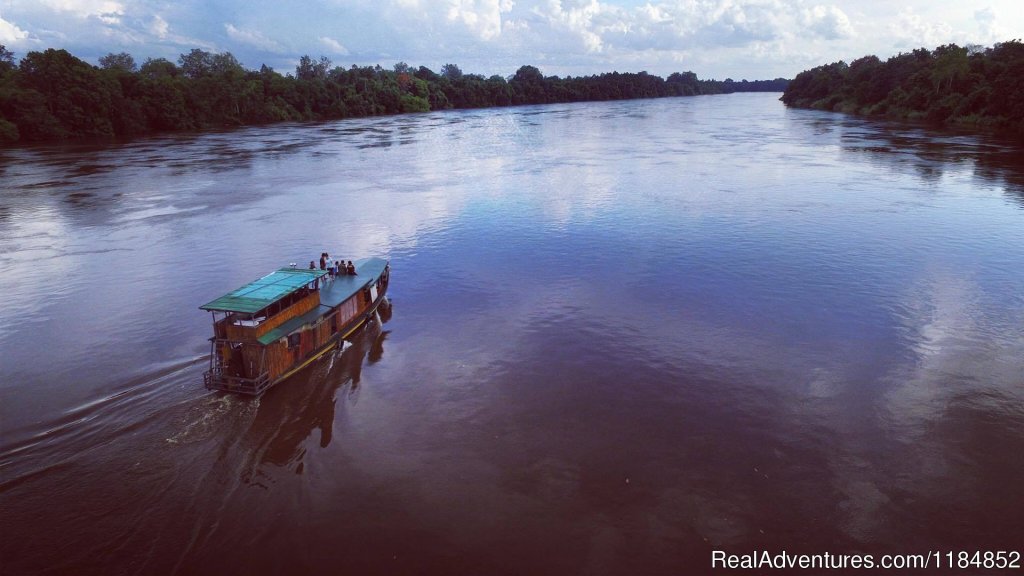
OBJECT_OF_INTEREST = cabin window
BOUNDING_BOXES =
[331,315,338,334]
[287,333,300,349]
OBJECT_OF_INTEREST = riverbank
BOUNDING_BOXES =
[779,41,1024,138]
[0,45,787,145]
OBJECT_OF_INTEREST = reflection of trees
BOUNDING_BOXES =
[836,123,1024,205]
[240,309,391,482]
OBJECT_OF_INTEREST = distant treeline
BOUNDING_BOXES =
[0,45,788,144]
[781,41,1024,136]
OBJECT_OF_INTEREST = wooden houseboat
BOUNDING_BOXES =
[200,257,390,395]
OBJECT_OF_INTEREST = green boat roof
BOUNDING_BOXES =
[200,267,328,314]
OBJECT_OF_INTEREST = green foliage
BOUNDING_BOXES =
[178,49,213,79]
[296,55,331,80]
[0,45,789,144]
[0,117,18,143]
[0,44,15,73]
[19,49,117,137]
[399,94,430,113]
[781,40,1024,136]
[140,58,179,79]
[99,52,136,72]
[440,63,463,80]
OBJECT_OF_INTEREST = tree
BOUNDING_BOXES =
[99,52,137,72]
[931,44,969,93]
[414,66,438,81]
[510,65,547,103]
[296,55,331,80]
[667,71,699,95]
[210,52,244,76]
[0,44,14,73]
[18,48,118,138]
[140,57,179,79]
[179,48,213,79]
[440,63,462,80]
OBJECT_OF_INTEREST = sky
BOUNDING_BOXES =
[0,0,1021,80]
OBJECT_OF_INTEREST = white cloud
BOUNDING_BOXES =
[973,7,1002,43]
[529,0,609,53]
[150,15,169,40]
[0,13,30,44]
[802,5,854,39]
[225,23,283,52]
[446,0,513,41]
[319,36,350,55]
[888,7,953,49]
[35,0,124,21]
[2,0,1023,83]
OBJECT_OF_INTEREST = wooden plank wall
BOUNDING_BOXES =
[222,292,320,342]
[256,292,320,338]
[264,341,296,380]
[256,284,383,381]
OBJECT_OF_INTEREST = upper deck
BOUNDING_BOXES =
[255,257,389,345]
[318,257,389,308]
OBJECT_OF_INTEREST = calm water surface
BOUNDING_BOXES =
[1,93,1023,575]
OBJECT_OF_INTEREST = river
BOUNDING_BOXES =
[1,93,1023,575]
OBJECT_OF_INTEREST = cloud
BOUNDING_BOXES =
[34,0,125,24]
[319,36,349,55]
[0,13,30,44]
[973,7,1002,43]
[446,0,513,41]
[149,15,169,39]
[801,5,855,39]
[888,7,953,49]
[225,23,283,52]
[530,0,610,53]
[359,0,836,78]
[2,0,1021,85]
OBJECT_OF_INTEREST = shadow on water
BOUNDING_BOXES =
[240,306,391,483]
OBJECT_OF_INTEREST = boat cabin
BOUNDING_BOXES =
[200,258,390,395]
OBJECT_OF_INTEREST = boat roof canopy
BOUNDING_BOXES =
[200,268,327,314]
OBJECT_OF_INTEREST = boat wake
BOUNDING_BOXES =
[0,355,220,492]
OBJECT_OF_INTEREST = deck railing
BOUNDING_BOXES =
[204,367,271,395]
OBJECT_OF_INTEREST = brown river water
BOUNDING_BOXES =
[1,94,1023,575]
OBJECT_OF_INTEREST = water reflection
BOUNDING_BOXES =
[1,94,1023,574]
[824,114,1024,203]
[242,311,390,482]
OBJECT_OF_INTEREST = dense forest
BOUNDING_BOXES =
[0,45,787,144]
[781,41,1024,136]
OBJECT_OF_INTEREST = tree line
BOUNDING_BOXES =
[0,45,788,144]
[780,41,1024,136]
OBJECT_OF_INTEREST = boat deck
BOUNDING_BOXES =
[319,257,388,307]
[257,257,388,345]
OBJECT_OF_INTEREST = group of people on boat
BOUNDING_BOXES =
[310,252,356,278]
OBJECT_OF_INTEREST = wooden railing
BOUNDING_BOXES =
[204,367,271,395]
